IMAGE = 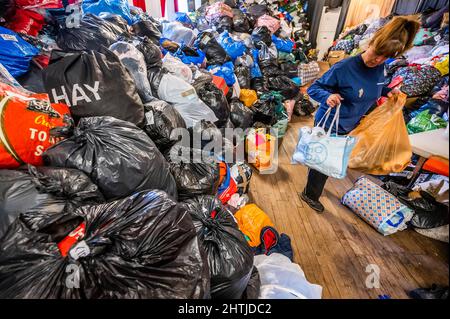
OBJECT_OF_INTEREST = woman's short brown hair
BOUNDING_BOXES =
[369,15,421,58]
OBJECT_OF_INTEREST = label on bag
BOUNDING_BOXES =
[69,240,91,261]
[181,88,196,99]
[0,34,17,42]
[201,35,211,45]
[145,110,155,125]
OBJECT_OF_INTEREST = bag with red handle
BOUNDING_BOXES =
[0,82,71,169]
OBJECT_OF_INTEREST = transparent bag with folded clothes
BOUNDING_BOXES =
[109,41,154,103]
[157,73,218,127]
[348,93,412,175]
[162,21,197,46]
[254,253,322,299]
[292,105,357,179]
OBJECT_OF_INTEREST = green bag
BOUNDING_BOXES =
[407,110,448,134]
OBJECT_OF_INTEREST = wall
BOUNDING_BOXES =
[344,0,395,29]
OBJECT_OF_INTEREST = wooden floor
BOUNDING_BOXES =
[248,114,449,299]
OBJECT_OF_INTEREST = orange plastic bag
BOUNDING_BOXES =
[239,89,257,107]
[348,93,412,175]
[235,204,274,247]
[0,82,71,168]
[423,156,449,177]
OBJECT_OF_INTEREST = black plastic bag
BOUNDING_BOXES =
[251,77,269,94]
[249,99,276,125]
[182,195,254,299]
[233,9,251,33]
[132,19,162,45]
[0,0,15,18]
[230,98,254,129]
[212,16,233,34]
[193,79,230,128]
[252,26,272,49]
[196,32,231,66]
[382,181,449,229]
[43,116,177,201]
[242,266,261,299]
[0,165,103,239]
[135,37,163,69]
[109,41,154,103]
[0,190,210,299]
[147,67,168,96]
[294,93,316,116]
[247,4,269,18]
[43,49,145,127]
[280,63,299,79]
[166,143,220,201]
[268,75,299,100]
[99,13,129,34]
[57,14,127,52]
[16,61,45,93]
[143,99,186,152]
[235,65,251,89]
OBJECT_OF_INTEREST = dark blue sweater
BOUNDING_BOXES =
[307,54,390,134]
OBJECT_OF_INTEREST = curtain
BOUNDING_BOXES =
[418,0,449,12]
[344,0,396,28]
[308,0,326,48]
[335,0,351,39]
[133,0,147,11]
[392,0,421,15]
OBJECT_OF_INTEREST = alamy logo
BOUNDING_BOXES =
[65,264,80,289]
[51,81,101,107]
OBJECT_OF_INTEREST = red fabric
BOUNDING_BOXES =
[174,0,178,12]
[133,0,147,12]
[161,0,166,17]
[423,157,449,177]
[16,0,62,9]
[7,8,45,37]
[261,228,277,254]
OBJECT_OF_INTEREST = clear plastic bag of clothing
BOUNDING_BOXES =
[348,93,413,175]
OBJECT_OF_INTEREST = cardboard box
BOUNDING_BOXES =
[328,50,347,66]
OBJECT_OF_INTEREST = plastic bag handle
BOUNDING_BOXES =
[386,211,405,228]
[317,104,341,137]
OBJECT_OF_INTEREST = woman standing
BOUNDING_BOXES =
[302,16,420,213]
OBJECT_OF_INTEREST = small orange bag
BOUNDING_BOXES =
[0,83,71,168]
[235,204,274,247]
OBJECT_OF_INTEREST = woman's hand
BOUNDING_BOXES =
[326,94,344,108]
[387,87,401,98]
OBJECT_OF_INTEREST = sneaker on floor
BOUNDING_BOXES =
[300,192,324,213]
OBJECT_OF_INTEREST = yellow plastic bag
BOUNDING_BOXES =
[348,93,412,175]
[235,204,274,247]
[434,55,449,76]
[240,89,258,107]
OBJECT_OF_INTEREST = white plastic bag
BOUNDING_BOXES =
[292,105,357,179]
[254,253,322,299]
[162,53,193,83]
[157,73,218,127]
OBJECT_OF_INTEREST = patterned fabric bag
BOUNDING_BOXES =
[393,65,442,97]
[205,2,234,23]
[342,177,414,236]
[330,39,355,54]
[298,61,320,86]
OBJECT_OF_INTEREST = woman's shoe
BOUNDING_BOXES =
[300,192,325,213]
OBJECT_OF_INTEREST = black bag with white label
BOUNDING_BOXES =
[56,14,128,52]
[42,49,145,126]
[0,165,104,239]
[143,100,186,152]
[43,116,177,201]
[182,195,254,299]
[0,190,210,299]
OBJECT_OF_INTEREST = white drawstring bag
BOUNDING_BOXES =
[157,73,218,127]
[292,105,357,179]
